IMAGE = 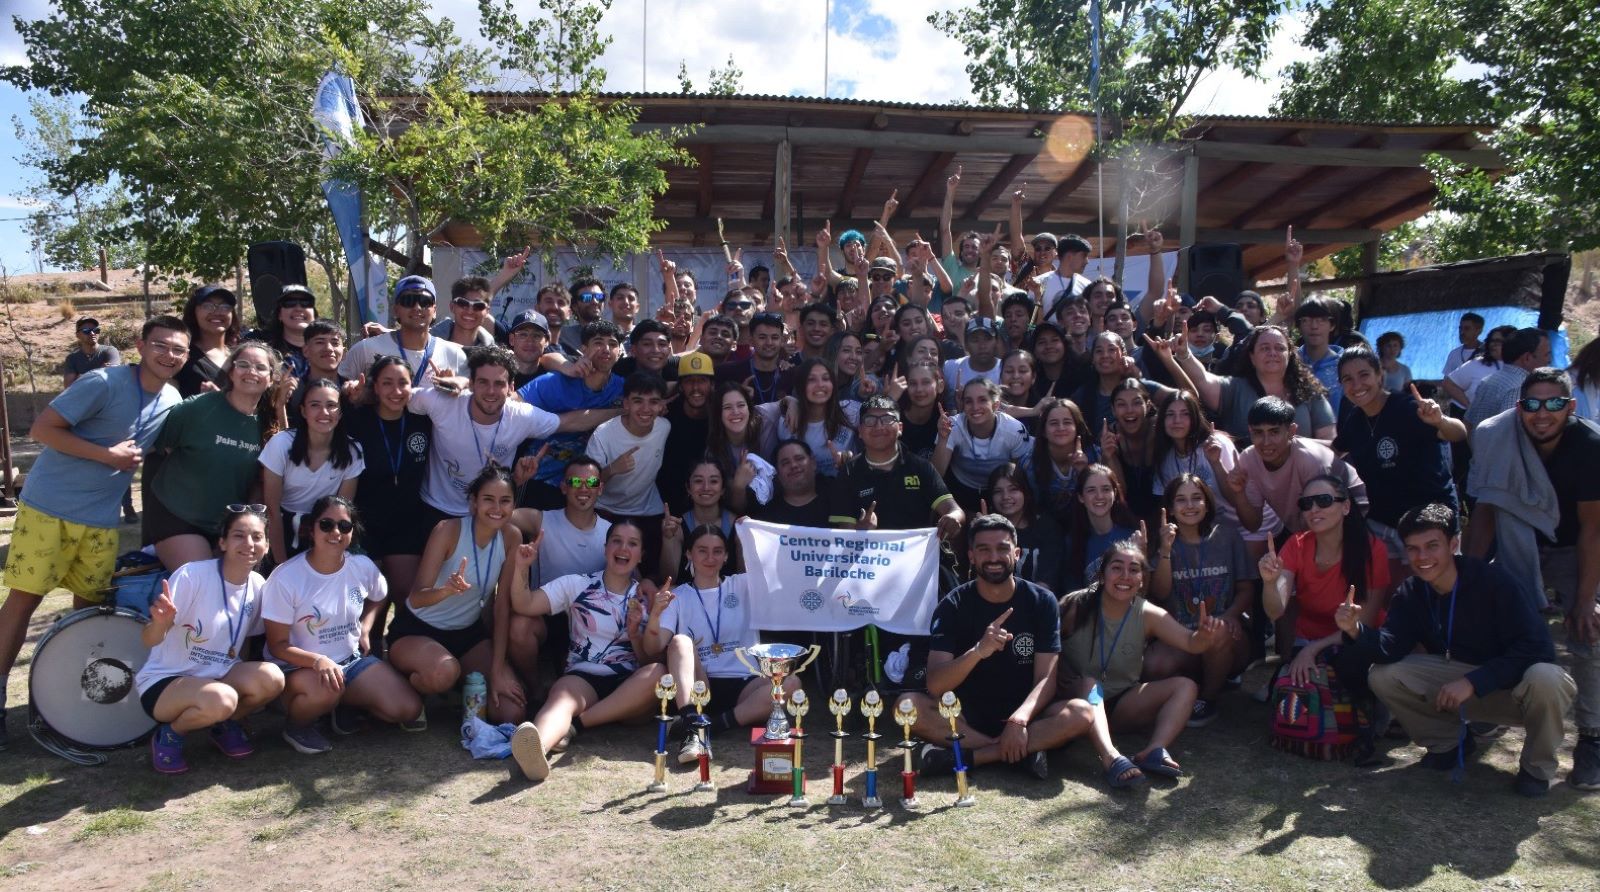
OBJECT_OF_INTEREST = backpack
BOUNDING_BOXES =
[1269,654,1369,761]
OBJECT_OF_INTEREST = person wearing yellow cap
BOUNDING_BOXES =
[659,353,716,517]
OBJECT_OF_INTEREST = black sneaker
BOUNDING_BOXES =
[917,743,956,777]
[1224,673,1243,690]
[1419,735,1477,771]
[1570,735,1600,791]
[1513,769,1550,798]
[1187,699,1219,728]
[329,705,366,736]
[0,706,8,751]
[1022,750,1049,780]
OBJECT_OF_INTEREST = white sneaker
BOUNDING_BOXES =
[510,723,550,781]
[678,733,707,765]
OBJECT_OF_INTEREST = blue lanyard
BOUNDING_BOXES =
[471,520,499,594]
[691,581,724,648]
[393,332,436,383]
[471,412,504,465]
[215,560,248,660]
[1097,604,1133,679]
[129,365,153,446]
[378,412,407,485]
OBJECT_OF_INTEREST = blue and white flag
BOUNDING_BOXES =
[312,71,389,325]
[737,520,940,635]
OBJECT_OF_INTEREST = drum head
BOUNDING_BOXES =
[29,608,155,748]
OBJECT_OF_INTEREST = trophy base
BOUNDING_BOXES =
[747,727,797,794]
[861,796,882,809]
[692,781,715,793]
[825,794,847,806]
[901,796,920,810]
[787,795,809,808]
[953,795,976,808]
[646,781,667,793]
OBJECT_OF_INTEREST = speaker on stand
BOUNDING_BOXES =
[1188,242,1244,305]
[246,242,308,329]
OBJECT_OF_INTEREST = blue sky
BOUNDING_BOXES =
[0,0,1309,275]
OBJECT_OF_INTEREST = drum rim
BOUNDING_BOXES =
[28,605,155,750]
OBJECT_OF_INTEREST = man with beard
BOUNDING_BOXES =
[754,439,830,527]
[909,513,1096,779]
[342,276,470,386]
[658,352,715,516]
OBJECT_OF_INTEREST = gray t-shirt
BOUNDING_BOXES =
[63,345,121,378]
[1215,376,1334,440]
[1166,525,1257,628]
[21,366,180,527]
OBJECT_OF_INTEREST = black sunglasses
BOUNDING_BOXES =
[396,292,436,308]
[1296,493,1348,511]
[317,518,356,533]
[278,298,315,309]
[79,326,100,336]
[1519,396,1573,413]
[723,300,753,311]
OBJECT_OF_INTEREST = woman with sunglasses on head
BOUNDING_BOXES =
[1335,347,1465,583]
[1026,396,1095,526]
[1258,474,1392,758]
[982,462,1065,593]
[507,519,674,781]
[1146,475,1256,725]
[387,465,531,726]
[346,356,434,643]
[258,379,364,567]
[174,283,240,397]
[760,357,860,477]
[143,341,280,571]
[263,496,423,753]
[934,377,1033,515]
[137,504,287,774]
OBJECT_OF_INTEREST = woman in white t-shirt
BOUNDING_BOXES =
[933,377,1032,513]
[262,496,423,754]
[505,519,674,781]
[259,379,364,565]
[759,358,860,476]
[662,523,793,765]
[137,506,286,775]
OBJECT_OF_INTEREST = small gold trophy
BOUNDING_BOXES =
[860,690,884,808]
[894,697,920,809]
[785,690,811,808]
[648,673,678,792]
[827,689,851,806]
[689,680,714,792]
[938,691,976,807]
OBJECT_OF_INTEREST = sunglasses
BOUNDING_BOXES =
[226,503,269,515]
[396,292,436,308]
[197,301,235,314]
[1519,396,1573,413]
[79,326,100,336]
[1296,494,1348,511]
[566,475,601,489]
[723,300,754,311]
[317,518,355,534]
[867,273,895,282]
[279,298,315,309]
[578,292,605,303]
[452,297,490,312]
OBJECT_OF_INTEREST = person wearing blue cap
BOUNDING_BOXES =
[339,276,469,387]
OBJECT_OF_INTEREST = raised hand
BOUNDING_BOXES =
[978,607,1015,658]
[513,444,548,488]
[1224,463,1248,498]
[151,579,177,626]
[1411,383,1445,426]
[979,223,1002,256]
[1196,294,1225,315]
[608,445,640,478]
[501,245,533,276]
[1100,419,1119,459]
[773,237,789,266]
[937,409,954,442]
[882,189,899,219]
[106,439,143,472]
[514,530,543,568]
[858,501,879,530]
[1202,437,1224,467]
[885,373,908,401]
[1191,602,1225,649]
[656,247,676,277]
[445,557,472,594]
[1145,227,1164,254]
[363,321,386,339]
[1132,520,1149,556]
[816,221,833,253]
[946,164,962,191]
[1285,225,1303,266]
[649,577,675,619]
[1333,585,1361,637]
[1011,183,1027,206]
[662,513,685,544]
[979,498,991,517]
[1258,535,1283,584]
[1158,508,1177,552]
[341,373,369,406]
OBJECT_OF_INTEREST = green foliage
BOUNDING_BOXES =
[675,55,744,97]
[928,0,1286,143]
[10,94,139,270]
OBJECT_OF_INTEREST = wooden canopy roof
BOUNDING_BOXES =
[475,92,1502,286]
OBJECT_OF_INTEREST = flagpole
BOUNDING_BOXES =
[1091,0,1104,259]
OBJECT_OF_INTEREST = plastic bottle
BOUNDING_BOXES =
[462,671,488,722]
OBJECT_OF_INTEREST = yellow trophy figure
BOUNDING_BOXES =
[827,689,852,805]
[938,691,976,807]
[785,689,811,807]
[689,680,714,792]
[894,697,920,809]
[860,690,884,808]
[648,674,678,792]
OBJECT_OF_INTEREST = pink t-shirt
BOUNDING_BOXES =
[1240,438,1365,533]
[1279,530,1390,641]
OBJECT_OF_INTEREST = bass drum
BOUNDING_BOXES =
[28,607,155,763]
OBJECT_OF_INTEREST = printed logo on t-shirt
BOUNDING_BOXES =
[1013,633,1035,658]
[904,476,921,489]
[298,607,332,636]
[407,432,428,455]
[346,586,366,607]
[723,591,740,609]
[1376,435,1398,465]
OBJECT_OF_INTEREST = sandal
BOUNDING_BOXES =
[1104,755,1147,789]
[1136,747,1183,779]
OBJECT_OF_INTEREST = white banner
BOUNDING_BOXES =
[736,520,940,635]
[1084,250,1179,312]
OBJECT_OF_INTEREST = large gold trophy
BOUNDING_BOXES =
[734,643,821,794]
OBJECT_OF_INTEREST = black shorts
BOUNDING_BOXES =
[706,675,757,710]
[361,509,435,560]
[140,675,183,720]
[386,606,488,659]
[141,492,212,546]
[566,670,628,701]
[960,697,1019,739]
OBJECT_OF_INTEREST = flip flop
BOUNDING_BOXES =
[1104,755,1147,789]
[1136,747,1183,779]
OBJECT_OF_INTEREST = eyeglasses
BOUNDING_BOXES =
[226,503,269,515]
[867,273,895,282]
[1519,396,1573,413]
[723,300,753,311]
[79,326,100,336]
[860,414,900,428]
[198,301,235,314]
[145,342,190,357]
[566,475,601,489]
[395,292,436,308]
[1296,494,1348,511]
[453,297,489,312]
[232,360,274,373]
[317,518,355,534]
[279,298,315,310]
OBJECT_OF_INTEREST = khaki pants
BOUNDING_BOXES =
[1538,546,1600,734]
[1369,655,1575,781]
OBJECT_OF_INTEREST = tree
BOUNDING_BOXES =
[11,94,140,270]
[675,54,744,96]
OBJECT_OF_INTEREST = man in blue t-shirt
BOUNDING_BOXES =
[518,320,625,509]
[0,316,189,748]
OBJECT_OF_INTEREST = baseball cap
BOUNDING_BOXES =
[278,284,315,304]
[392,275,436,300]
[966,317,1000,336]
[1031,232,1059,250]
[1058,234,1093,255]
[193,283,237,305]
[510,310,549,334]
[869,257,897,272]
[76,316,100,331]
[677,352,715,378]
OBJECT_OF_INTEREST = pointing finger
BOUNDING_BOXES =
[994,607,1014,627]
[457,556,469,577]
[1345,585,1356,607]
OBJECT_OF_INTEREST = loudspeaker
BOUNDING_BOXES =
[247,241,307,326]
[1188,242,1244,305]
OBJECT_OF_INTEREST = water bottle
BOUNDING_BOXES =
[462,671,487,722]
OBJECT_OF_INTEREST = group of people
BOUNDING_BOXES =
[1,201,1594,800]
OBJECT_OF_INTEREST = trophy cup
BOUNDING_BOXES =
[734,643,821,794]
[860,690,884,808]
[938,691,976,807]
[648,673,678,792]
[785,690,810,808]
[894,697,920,809]
[827,689,852,806]
[689,680,715,792]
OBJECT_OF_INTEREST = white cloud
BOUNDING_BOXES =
[1180,9,1313,117]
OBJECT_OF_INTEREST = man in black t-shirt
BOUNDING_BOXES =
[657,352,714,516]
[906,514,1094,778]
[829,396,964,538]
[754,439,830,528]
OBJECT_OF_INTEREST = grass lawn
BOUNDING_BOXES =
[1,504,1598,890]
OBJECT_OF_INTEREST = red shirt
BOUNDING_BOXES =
[1279,530,1390,640]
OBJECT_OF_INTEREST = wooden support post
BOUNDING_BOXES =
[1356,239,1381,313]
[774,139,792,247]
[1178,150,1199,293]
